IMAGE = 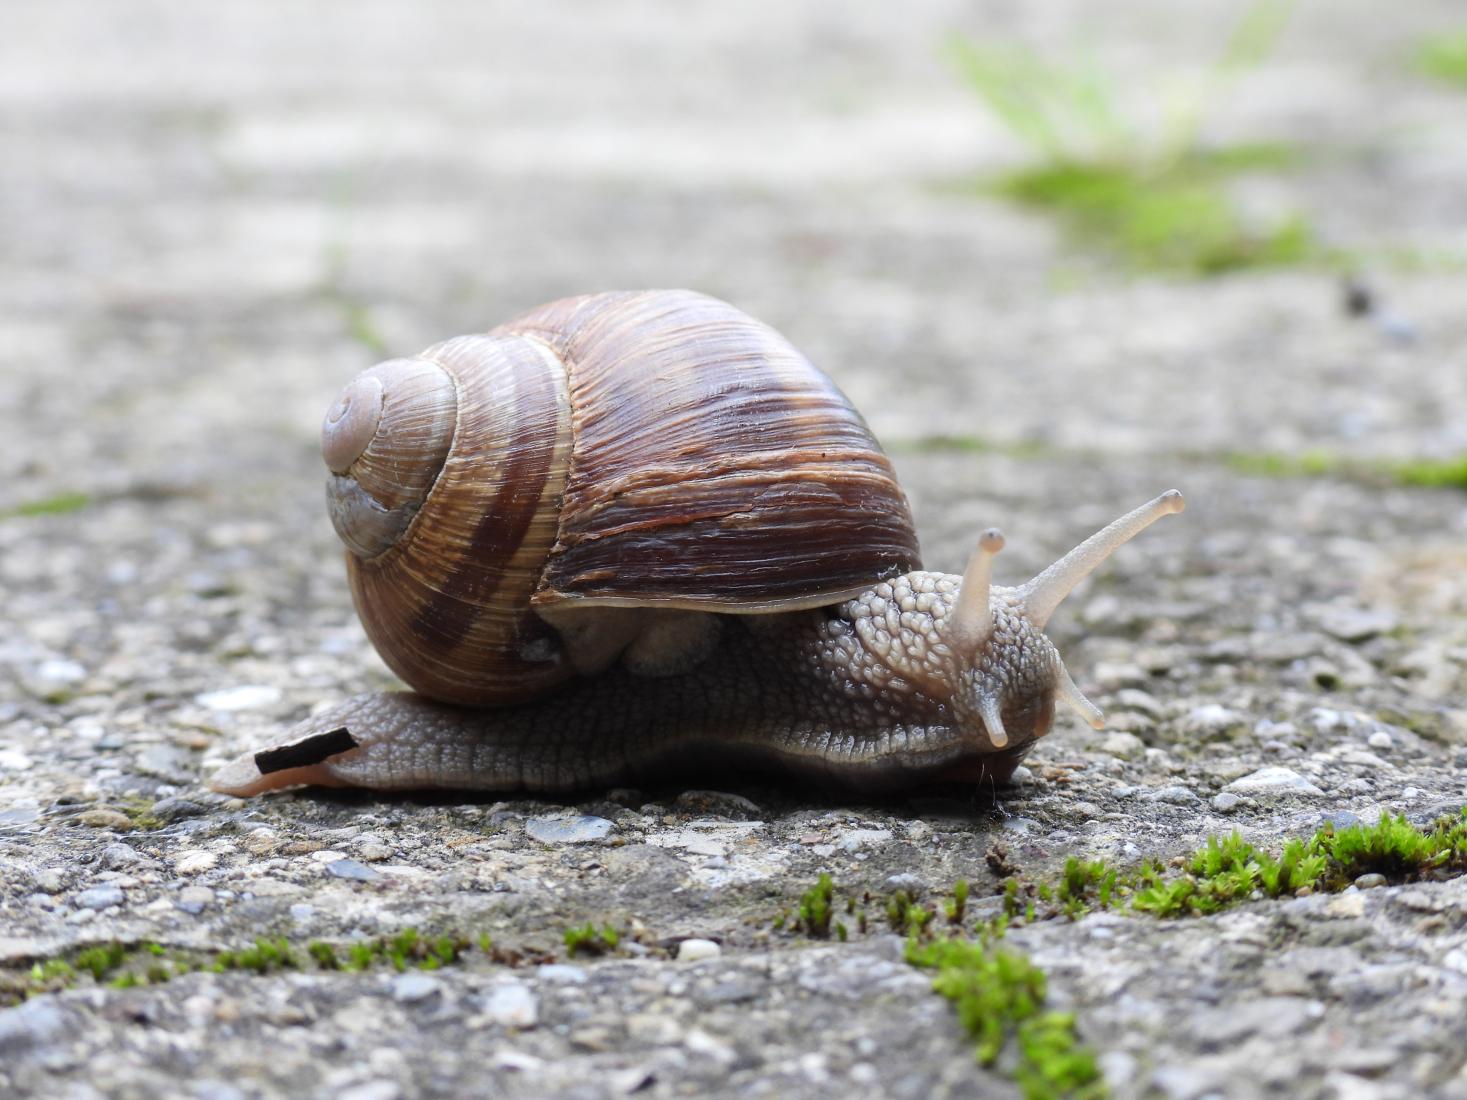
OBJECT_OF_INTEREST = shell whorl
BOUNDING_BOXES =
[331,336,575,705]
[323,359,456,559]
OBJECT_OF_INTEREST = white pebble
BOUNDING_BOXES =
[676,938,722,962]
[1367,731,1393,750]
[1223,767,1324,798]
[481,981,538,1028]
[195,685,282,711]
[173,850,218,875]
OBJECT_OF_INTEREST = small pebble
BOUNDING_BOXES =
[536,964,588,985]
[0,997,68,1053]
[195,685,283,711]
[480,981,538,1027]
[673,790,763,820]
[1223,767,1324,799]
[1212,792,1242,813]
[391,973,443,1005]
[100,843,142,869]
[77,810,133,831]
[1354,873,1388,890]
[150,796,207,822]
[176,885,214,914]
[1367,731,1393,750]
[1099,732,1146,759]
[1182,705,1247,738]
[525,815,613,844]
[174,850,218,875]
[1142,785,1200,805]
[325,859,381,882]
[76,884,124,910]
[22,659,87,700]
[883,873,926,895]
[493,1050,546,1071]
[836,828,892,852]
[1314,606,1398,643]
[676,938,721,962]
[337,1081,400,1100]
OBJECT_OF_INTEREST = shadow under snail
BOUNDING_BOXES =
[211,289,1184,798]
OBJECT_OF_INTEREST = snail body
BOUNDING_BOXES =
[211,290,1183,797]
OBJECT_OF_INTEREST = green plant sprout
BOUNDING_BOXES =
[949,0,1317,274]
[562,923,620,957]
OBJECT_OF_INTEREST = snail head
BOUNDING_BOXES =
[941,491,1186,752]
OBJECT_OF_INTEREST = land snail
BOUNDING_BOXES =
[211,289,1184,797]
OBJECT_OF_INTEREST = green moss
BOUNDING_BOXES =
[75,943,129,980]
[946,879,970,925]
[796,873,836,938]
[1130,811,1467,918]
[1391,454,1467,490]
[0,492,92,519]
[907,934,1105,1100]
[5,927,504,1005]
[1418,32,1467,89]
[117,797,167,832]
[948,0,1314,276]
[563,923,620,957]
[1227,449,1467,491]
[214,937,297,974]
[994,160,1314,275]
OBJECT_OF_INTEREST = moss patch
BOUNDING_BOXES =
[0,492,92,519]
[992,157,1314,275]
[562,923,620,957]
[908,933,1105,1099]
[948,0,1317,275]
[4,926,500,1006]
[1227,449,1467,491]
[1417,32,1467,90]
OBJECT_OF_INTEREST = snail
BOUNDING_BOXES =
[210,289,1183,797]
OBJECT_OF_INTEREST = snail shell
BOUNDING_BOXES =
[322,289,921,706]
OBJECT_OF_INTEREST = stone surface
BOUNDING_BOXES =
[3,2,1467,1099]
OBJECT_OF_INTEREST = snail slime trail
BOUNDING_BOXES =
[211,290,1185,797]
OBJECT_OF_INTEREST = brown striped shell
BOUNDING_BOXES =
[321,289,921,705]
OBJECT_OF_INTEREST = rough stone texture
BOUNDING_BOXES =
[4,2,1467,1099]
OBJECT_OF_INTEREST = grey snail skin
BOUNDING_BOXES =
[210,290,1184,797]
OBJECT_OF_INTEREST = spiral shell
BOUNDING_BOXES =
[322,289,921,705]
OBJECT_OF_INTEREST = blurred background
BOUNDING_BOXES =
[3,0,1466,724]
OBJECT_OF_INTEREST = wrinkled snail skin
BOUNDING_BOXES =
[211,575,1056,796]
[208,288,1186,797]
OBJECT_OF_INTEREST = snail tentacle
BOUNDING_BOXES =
[1018,490,1185,629]
[946,528,1004,657]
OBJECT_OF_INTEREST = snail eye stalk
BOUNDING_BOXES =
[947,528,1006,656]
[1018,490,1185,630]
